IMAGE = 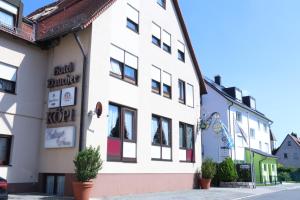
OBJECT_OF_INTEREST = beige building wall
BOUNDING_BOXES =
[0,32,47,185]
[87,0,202,175]
[38,28,92,174]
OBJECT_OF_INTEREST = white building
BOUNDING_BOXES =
[202,76,273,163]
[0,0,207,197]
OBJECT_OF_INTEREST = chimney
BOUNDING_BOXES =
[291,132,298,138]
[214,75,221,86]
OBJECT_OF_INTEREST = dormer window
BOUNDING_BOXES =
[250,98,256,109]
[235,89,242,101]
[0,0,18,28]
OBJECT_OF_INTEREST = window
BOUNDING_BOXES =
[157,0,166,8]
[0,0,18,28]
[162,71,171,98]
[126,4,139,33]
[263,164,267,171]
[178,80,185,104]
[152,22,161,47]
[162,30,171,53]
[235,89,242,101]
[236,111,242,122]
[263,123,268,132]
[288,141,292,146]
[110,45,138,85]
[259,141,262,150]
[265,143,269,153]
[186,83,194,107]
[178,41,185,62]
[107,103,137,162]
[0,134,12,166]
[272,164,275,171]
[179,122,194,162]
[0,62,17,94]
[151,66,161,94]
[45,175,65,196]
[250,128,255,139]
[258,120,261,130]
[284,153,288,159]
[151,115,172,161]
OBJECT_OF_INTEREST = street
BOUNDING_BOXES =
[244,188,300,200]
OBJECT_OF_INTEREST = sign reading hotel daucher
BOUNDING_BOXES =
[46,63,80,124]
[47,62,80,88]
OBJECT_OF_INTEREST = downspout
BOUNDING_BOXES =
[228,102,234,159]
[73,32,87,152]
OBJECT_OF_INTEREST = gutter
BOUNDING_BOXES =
[73,32,87,152]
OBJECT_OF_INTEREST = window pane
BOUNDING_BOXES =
[124,65,136,81]
[152,117,160,145]
[162,119,169,146]
[163,43,171,53]
[0,78,15,94]
[124,111,134,140]
[0,11,14,28]
[152,36,161,47]
[0,137,9,165]
[127,18,139,32]
[179,124,186,148]
[152,80,160,94]
[110,58,122,76]
[108,105,120,138]
[163,84,171,98]
[178,50,185,62]
[178,80,185,102]
[157,0,166,8]
[186,126,193,149]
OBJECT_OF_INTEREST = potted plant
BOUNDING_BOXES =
[200,158,216,189]
[73,146,103,200]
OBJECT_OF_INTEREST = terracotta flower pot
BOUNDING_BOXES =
[72,181,93,200]
[200,178,212,189]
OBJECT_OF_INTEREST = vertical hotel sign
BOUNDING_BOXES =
[45,62,80,149]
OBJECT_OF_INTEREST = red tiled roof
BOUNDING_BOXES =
[0,20,34,42]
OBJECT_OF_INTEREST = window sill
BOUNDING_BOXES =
[110,73,138,86]
[151,158,172,162]
[0,164,12,167]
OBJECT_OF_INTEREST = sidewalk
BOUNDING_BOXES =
[8,183,300,200]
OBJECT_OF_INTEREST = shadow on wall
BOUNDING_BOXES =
[0,34,47,193]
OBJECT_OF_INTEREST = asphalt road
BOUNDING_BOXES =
[245,188,300,200]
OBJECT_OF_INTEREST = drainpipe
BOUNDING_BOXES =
[73,32,87,152]
[227,102,234,159]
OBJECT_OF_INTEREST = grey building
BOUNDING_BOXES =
[274,133,300,168]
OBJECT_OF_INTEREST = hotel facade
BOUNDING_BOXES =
[0,0,207,197]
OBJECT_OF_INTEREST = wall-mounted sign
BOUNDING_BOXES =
[45,126,76,148]
[47,108,75,125]
[61,87,76,107]
[48,90,61,108]
[47,62,80,89]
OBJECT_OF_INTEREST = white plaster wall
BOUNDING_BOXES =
[86,0,202,174]
[202,82,272,163]
[0,32,47,183]
[201,83,229,163]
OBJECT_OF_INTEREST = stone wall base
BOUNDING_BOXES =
[220,181,255,189]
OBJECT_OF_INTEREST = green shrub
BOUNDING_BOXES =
[201,158,217,179]
[218,158,238,182]
[73,146,103,182]
[278,172,292,182]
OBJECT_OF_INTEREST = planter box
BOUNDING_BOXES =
[220,181,255,189]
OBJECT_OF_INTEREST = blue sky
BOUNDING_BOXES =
[23,0,300,146]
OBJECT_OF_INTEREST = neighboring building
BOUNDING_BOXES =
[202,76,277,183]
[0,0,207,197]
[274,133,300,168]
